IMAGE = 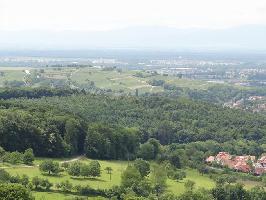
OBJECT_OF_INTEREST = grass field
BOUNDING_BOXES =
[3,157,217,200]
[33,191,85,200]
[167,169,215,194]
[0,66,218,93]
[3,156,264,199]
[0,70,25,86]
[70,67,218,95]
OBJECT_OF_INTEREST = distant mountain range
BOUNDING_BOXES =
[1,25,266,51]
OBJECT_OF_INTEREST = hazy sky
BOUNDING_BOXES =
[1,0,266,31]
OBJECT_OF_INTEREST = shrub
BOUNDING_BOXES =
[23,149,34,165]
[0,183,34,200]
[56,180,73,192]
[0,169,10,183]
[39,160,60,175]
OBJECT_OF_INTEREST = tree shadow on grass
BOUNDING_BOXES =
[70,176,106,182]
[36,190,104,198]
[34,190,87,198]
[41,173,65,178]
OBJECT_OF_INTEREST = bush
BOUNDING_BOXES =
[0,169,11,183]
[68,162,82,177]
[67,161,101,178]
[74,184,106,196]
[39,160,60,175]
[55,180,73,192]
[0,183,34,200]
[0,147,5,160]
[2,151,23,164]
[88,161,101,177]
[61,162,70,169]
[133,159,150,177]
[31,176,53,190]
[23,149,34,165]
[40,179,53,190]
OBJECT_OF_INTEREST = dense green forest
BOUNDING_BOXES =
[0,89,266,159]
[160,84,266,103]
[0,87,80,99]
[1,88,266,199]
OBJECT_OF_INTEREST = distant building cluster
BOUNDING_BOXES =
[224,96,266,112]
[206,152,266,175]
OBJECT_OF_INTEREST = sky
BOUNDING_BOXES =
[0,0,266,51]
[1,0,266,31]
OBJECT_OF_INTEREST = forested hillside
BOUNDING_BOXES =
[1,92,266,158]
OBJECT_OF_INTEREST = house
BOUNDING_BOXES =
[234,161,252,173]
[234,155,255,162]
[248,96,264,101]
[206,152,255,174]
[215,152,231,164]
[254,163,266,175]
[257,156,266,167]
[254,156,266,175]
[205,156,215,163]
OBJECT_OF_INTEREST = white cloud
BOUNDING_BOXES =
[0,0,266,31]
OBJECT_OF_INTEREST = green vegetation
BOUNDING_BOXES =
[0,183,34,200]
[0,66,217,94]
[39,160,60,175]
[0,85,266,199]
[1,93,266,160]
[2,157,217,199]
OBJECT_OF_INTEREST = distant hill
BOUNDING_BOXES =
[1,25,266,51]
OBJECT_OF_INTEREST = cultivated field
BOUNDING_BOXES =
[0,66,217,93]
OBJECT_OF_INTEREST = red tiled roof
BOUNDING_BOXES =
[206,156,215,163]
[234,156,255,162]
[258,156,266,164]
[234,161,251,173]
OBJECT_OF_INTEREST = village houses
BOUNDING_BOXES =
[206,152,266,175]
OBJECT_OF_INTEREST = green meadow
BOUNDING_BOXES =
[0,66,218,93]
[3,157,217,200]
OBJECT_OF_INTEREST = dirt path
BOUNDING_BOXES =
[0,165,36,169]
[0,156,85,169]
[59,155,84,164]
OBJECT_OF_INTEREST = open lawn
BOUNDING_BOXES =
[33,191,88,200]
[167,169,215,195]
[6,158,127,190]
[4,157,216,199]
[3,157,264,199]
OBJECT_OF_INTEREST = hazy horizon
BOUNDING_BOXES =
[1,0,266,51]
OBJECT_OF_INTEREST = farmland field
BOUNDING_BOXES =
[0,66,218,93]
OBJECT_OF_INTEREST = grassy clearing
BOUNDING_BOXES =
[33,191,87,200]
[3,157,263,199]
[6,158,127,200]
[4,158,216,197]
[167,169,215,195]
[6,158,127,190]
